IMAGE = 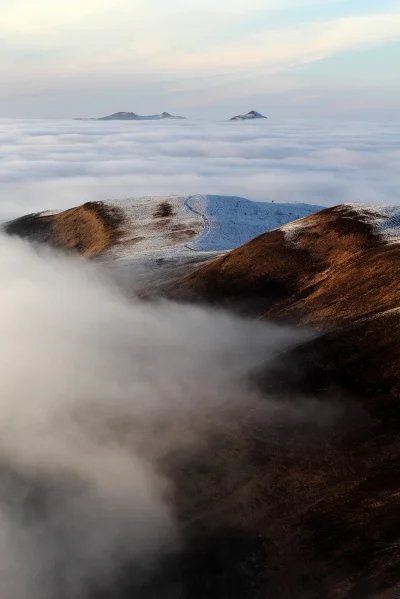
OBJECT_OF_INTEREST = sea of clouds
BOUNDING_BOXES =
[0,118,399,219]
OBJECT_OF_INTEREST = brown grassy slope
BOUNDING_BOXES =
[4,201,124,257]
[169,308,400,599]
[172,205,400,326]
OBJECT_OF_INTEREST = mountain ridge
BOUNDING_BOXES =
[74,111,186,121]
[171,203,400,324]
[3,196,322,289]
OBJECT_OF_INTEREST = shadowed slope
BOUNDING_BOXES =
[153,307,399,599]
[249,308,400,598]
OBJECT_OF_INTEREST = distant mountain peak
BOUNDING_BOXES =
[230,110,267,121]
[74,111,186,121]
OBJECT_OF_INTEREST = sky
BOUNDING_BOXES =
[1,118,399,219]
[0,0,399,118]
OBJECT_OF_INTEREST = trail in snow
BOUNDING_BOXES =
[183,196,211,252]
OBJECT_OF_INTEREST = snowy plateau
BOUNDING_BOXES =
[100,195,322,281]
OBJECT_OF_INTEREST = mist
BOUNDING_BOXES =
[0,232,333,598]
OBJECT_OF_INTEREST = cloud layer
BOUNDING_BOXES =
[0,118,399,220]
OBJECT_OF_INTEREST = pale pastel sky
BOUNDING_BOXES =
[0,0,399,118]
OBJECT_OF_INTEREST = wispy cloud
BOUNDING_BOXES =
[154,12,400,75]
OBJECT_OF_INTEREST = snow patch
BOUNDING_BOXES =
[38,209,62,216]
[280,216,316,244]
[345,203,400,244]
[184,195,321,252]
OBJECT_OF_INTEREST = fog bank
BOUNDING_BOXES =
[0,234,321,598]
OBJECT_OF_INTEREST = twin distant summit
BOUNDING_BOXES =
[74,110,267,122]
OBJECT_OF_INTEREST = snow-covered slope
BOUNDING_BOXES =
[94,195,321,286]
[345,204,400,244]
[181,195,320,251]
[230,110,267,121]
[105,195,321,257]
